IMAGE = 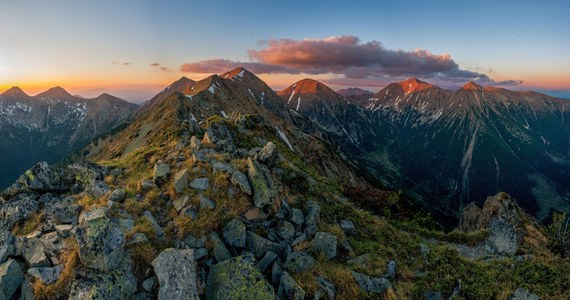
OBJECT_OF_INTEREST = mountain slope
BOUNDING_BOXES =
[0,87,137,188]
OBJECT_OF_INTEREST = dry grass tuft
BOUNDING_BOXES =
[12,211,44,236]
[33,238,80,299]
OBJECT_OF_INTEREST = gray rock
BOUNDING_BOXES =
[180,207,198,220]
[45,195,81,224]
[0,259,24,299]
[153,163,171,186]
[40,231,64,258]
[258,251,278,272]
[189,178,209,190]
[284,251,315,273]
[85,180,110,198]
[114,218,135,234]
[75,208,126,271]
[291,234,307,247]
[315,277,336,300]
[206,255,276,300]
[222,219,246,248]
[142,277,157,293]
[210,233,231,262]
[0,231,16,264]
[20,237,51,268]
[68,256,137,300]
[108,189,126,202]
[230,170,252,195]
[19,277,35,300]
[384,260,396,281]
[174,169,189,194]
[290,208,304,226]
[110,168,123,177]
[271,261,283,285]
[304,201,321,237]
[141,179,156,190]
[211,160,232,174]
[27,265,63,285]
[247,232,282,259]
[143,210,165,238]
[193,248,209,260]
[247,158,276,207]
[2,162,72,199]
[256,142,279,167]
[340,219,356,235]
[278,271,305,300]
[192,151,208,163]
[509,288,539,300]
[173,195,189,212]
[278,220,296,241]
[352,271,391,294]
[152,249,199,300]
[311,232,337,259]
[199,195,216,210]
[184,235,207,248]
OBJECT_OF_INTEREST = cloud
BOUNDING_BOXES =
[150,63,160,67]
[150,62,172,72]
[112,61,131,66]
[180,35,521,87]
[159,66,172,72]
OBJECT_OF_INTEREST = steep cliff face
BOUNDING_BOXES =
[0,87,137,188]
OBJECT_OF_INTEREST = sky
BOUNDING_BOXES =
[0,0,569,103]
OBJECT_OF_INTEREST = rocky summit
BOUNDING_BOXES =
[0,67,569,299]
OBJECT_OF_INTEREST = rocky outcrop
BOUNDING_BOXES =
[69,256,137,300]
[458,192,525,232]
[0,259,24,299]
[247,158,276,207]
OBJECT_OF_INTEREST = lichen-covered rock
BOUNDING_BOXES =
[458,192,525,232]
[258,251,278,273]
[223,219,246,248]
[173,195,189,212]
[206,254,276,300]
[483,218,519,256]
[315,277,337,300]
[284,251,315,273]
[277,271,305,300]
[143,210,165,238]
[290,208,304,226]
[0,259,24,299]
[0,193,40,233]
[352,271,391,294]
[75,208,126,271]
[44,195,81,224]
[20,237,51,267]
[153,163,171,187]
[247,232,282,259]
[210,233,231,262]
[174,169,189,194]
[277,220,296,241]
[509,287,539,300]
[311,232,337,259]
[27,264,64,285]
[152,249,199,300]
[2,162,72,199]
[247,158,276,207]
[68,256,137,300]
[231,170,252,195]
[199,195,216,210]
[304,201,321,237]
[340,219,356,235]
[108,189,126,202]
[0,231,16,264]
[256,142,279,167]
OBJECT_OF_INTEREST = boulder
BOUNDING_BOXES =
[247,232,282,259]
[20,237,51,267]
[290,208,304,227]
[384,260,397,281]
[256,142,279,167]
[199,195,216,210]
[284,251,315,273]
[458,192,525,232]
[153,163,171,186]
[85,180,110,198]
[484,218,519,256]
[304,201,321,237]
[258,251,278,272]
[44,195,81,224]
[278,220,296,241]
[509,287,539,300]
[340,219,356,236]
[27,265,64,285]
[206,255,276,300]
[231,171,252,195]
[55,224,74,238]
[311,232,337,259]
[174,169,189,194]
[277,271,305,300]
[189,178,209,190]
[247,158,276,207]
[210,233,231,262]
[140,179,156,190]
[68,256,137,300]
[315,277,337,300]
[0,231,16,264]
[0,193,40,232]
[108,189,126,202]
[173,195,189,212]
[75,208,126,271]
[143,210,165,238]
[142,277,157,293]
[0,259,24,299]
[151,249,199,300]
[352,271,391,294]
[184,235,207,249]
[222,219,246,248]
[2,162,72,199]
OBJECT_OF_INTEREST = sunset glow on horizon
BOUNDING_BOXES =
[1,0,568,102]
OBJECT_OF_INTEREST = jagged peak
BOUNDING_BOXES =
[462,81,483,91]
[398,78,434,93]
[1,86,29,98]
[221,67,252,79]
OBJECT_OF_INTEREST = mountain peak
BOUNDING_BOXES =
[221,67,253,80]
[1,86,29,98]
[462,81,483,91]
[36,86,75,100]
[398,78,434,94]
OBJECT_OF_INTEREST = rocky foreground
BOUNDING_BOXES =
[0,114,567,299]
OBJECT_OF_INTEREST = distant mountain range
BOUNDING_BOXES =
[0,86,136,188]
[3,69,569,221]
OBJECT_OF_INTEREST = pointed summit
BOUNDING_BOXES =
[221,67,250,79]
[1,86,29,98]
[462,81,483,91]
[398,78,434,94]
[277,78,345,112]
[35,86,75,101]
